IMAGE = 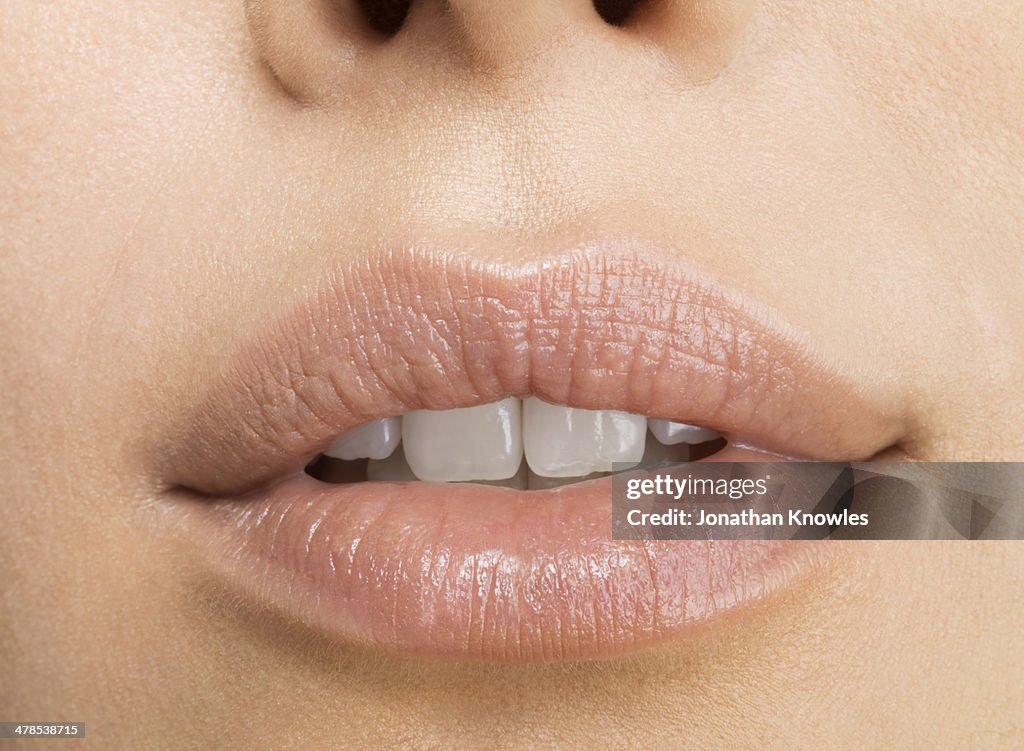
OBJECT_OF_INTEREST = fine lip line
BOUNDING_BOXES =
[157,239,902,662]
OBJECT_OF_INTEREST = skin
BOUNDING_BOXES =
[1,0,1022,748]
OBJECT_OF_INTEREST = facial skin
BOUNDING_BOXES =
[1,0,1022,748]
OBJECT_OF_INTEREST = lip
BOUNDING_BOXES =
[161,241,904,661]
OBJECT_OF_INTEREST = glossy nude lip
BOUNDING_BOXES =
[187,460,836,662]
[162,241,904,661]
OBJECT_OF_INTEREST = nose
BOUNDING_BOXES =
[247,0,755,103]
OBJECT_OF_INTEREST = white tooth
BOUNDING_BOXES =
[402,398,522,482]
[647,418,720,445]
[324,417,401,460]
[523,398,646,478]
[463,461,528,489]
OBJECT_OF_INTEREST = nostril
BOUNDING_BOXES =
[351,0,412,36]
[592,0,642,26]
[347,0,644,37]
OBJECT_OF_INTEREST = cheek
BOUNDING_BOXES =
[0,1,248,327]
[0,2,264,467]
[800,2,1021,161]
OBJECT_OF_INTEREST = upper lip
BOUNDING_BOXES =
[161,239,905,496]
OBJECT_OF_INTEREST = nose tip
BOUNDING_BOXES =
[419,0,606,74]
[248,0,755,103]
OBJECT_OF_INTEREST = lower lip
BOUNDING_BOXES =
[181,446,836,662]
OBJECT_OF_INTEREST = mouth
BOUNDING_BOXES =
[160,240,905,662]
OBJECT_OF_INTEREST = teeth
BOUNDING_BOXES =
[324,417,401,460]
[523,398,646,478]
[648,418,721,446]
[461,461,529,490]
[402,398,523,482]
[318,404,721,485]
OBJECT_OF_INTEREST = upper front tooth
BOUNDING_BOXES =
[402,398,523,482]
[324,417,401,460]
[648,418,720,445]
[523,398,646,478]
